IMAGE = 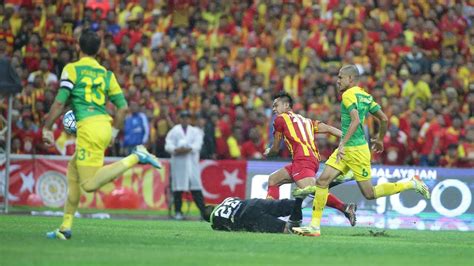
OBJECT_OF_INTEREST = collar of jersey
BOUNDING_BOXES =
[348,86,364,92]
[79,56,99,65]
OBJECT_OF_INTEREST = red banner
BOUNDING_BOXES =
[200,160,247,205]
[2,156,170,210]
[1,156,248,209]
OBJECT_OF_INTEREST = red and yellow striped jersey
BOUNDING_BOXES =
[273,111,320,161]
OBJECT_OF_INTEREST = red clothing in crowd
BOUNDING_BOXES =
[240,140,265,159]
[439,14,467,36]
[419,120,442,156]
[383,20,403,40]
[215,119,231,159]
[416,31,441,52]
[441,126,463,151]
[439,154,461,168]
[459,142,474,168]
[383,137,407,165]
[114,28,143,50]
[15,128,40,154]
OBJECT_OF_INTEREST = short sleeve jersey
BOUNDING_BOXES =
[57,57,126,121]
[341,86,381,146]
[273,111,320,161]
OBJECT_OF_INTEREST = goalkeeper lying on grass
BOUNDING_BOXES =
[203,195,357,234]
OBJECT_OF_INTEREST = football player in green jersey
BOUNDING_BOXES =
[293,65,431,237]
[42,30,162,240]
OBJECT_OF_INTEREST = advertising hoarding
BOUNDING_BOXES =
[247,161,474,231]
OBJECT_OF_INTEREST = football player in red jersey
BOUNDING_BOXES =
[264,91,356,228]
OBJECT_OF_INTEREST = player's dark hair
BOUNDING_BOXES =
[79,30,101,56]
[274,91,293,108]
[203,205,216,222]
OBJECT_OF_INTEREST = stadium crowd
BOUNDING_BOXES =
[1,0,473,168]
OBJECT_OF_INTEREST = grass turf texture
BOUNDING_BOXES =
[1,215,473,266]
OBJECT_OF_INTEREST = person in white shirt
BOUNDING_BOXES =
[165,110,205,220]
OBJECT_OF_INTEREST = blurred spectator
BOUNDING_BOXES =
[439,144,461,168]
[53,48,73,78]
[215,113,232,159]
[404,45,429,74]
[402,73,432,110]
[458,127,474,168]
[382,121,408,166]
[14,112,39,154]
[441,115,464,151]
[27,58,58,87]
[418,108,442,166]
[123,101,150,152]
[240,128,265,159]
[227,127,243,159]
[197,112,216,160]
[151,105,174,158]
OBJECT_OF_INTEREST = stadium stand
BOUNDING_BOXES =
[0,0,473,168]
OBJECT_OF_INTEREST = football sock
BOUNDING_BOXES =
[60,161,81,231]
[266,185,280,199]
[121,154,140,168]
[60,214,74,231]
[81,154,139,192]
[310,186,328,229]
[373,181,415,198]
[289,198,303,221]
[326,193,346,213]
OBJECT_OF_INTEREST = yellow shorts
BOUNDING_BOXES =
[326,144,371,182]
[75,115,112,167]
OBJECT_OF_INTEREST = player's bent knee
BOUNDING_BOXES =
[82,187,96,193]
[81,183,98,193]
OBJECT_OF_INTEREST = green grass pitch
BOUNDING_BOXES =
[1,215,473,266]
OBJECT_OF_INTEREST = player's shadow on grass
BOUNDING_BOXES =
[351,230,395,238]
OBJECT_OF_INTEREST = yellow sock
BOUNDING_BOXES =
[60,214,74,231]
[373,181,415,198]
[60,161,81,231]
[310,186,328,228]
[122,154,139,168]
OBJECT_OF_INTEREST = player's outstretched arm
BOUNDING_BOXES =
[316,122,342,138]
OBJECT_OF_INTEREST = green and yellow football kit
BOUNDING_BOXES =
[325,86,380,182]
